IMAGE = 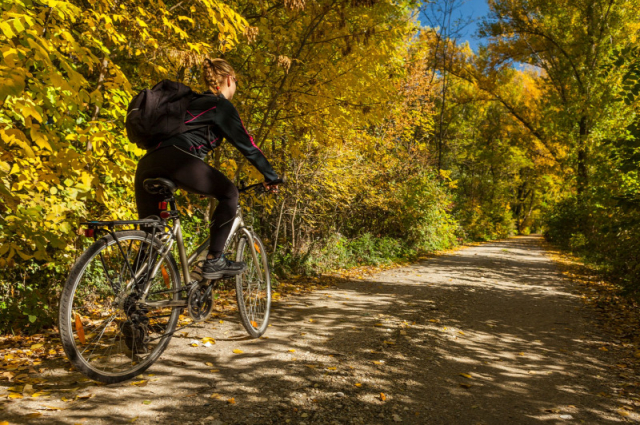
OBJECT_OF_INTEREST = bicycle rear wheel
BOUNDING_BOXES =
[235,233,271,338]
[59,230,181,383]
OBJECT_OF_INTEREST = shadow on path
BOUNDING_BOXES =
[0,236,632,424]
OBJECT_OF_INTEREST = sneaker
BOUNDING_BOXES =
[202,254,247,279]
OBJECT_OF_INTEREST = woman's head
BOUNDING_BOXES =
[203,58,237,100]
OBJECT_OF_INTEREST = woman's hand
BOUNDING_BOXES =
[263,178,283,193]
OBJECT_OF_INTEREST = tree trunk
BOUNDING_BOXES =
[577,116,589,196]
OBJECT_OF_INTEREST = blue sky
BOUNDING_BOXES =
[419,0,491,52]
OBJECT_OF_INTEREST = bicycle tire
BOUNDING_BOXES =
[235,234,271,338]
[59,230,181,383]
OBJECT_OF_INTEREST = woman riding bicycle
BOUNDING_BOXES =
[134,58,281,280]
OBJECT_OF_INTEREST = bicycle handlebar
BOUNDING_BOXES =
[238,178,285,194]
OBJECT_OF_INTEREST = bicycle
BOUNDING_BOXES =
[58,178,273,383]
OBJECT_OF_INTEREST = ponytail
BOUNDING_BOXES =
[203,58,235,94]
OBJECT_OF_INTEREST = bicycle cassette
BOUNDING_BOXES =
[187,281,214,322]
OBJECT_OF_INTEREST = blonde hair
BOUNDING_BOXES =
[203,58,235,95]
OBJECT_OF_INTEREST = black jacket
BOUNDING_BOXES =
[157,92,279,182]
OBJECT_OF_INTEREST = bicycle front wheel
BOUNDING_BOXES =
[59,230,181,383]
[235,233,271,338]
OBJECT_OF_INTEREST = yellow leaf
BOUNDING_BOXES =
[228,397,236,404]
[250,320,258,328]
[459,373,472,379]
[288,349,296,353]
[31,392,50,398]
[209,369,220,373]
[327,367,337,371]
[27,413,42,418]
[383,340,395,345]
[355,383,362,387]
[233,349,243,354]
[191,343,198,347]
[374,323,383,327]
[373,361,384,365]
[380,393,386,401]
[76,393,94,399]
[8,393,23,399]
[309,319,314,322]
[210,393,221,399]
[205,362,214,367]
[130,380,147,387]
[30,343,44,350]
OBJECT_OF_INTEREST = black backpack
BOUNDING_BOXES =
[125,80,194,150]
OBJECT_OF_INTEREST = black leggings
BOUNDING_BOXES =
[134,146,238,256]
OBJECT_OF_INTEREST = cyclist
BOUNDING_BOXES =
[134,58,281,280]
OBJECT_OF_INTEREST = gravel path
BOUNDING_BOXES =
[1,235,636,424]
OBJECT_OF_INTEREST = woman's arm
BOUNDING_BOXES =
[216,99,279,182]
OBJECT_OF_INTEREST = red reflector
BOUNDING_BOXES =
[160,211,171,219]
[158,201,168,210]
[84,228,95,238]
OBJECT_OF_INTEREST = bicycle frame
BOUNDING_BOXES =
[138,205,260,303]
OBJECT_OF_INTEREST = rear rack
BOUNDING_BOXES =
[80,218,163,228]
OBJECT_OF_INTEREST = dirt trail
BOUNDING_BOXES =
[1,235,637,424]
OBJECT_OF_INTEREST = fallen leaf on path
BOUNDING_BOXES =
[31,391,50,398]
[130,380,147,387]
[130,417,138,423]
[142,400,151,405]
[205,362,214,367]
[41,405,65,411]
[309,319,314,323]
[373,361,384,365]
[209,369,220,373]
[374,323,383,327]
[459,373,472,379]
[355,383,362,387]
[210,393,221,399]
[228,397,236,404]
[30,344,44,350]
[233,349,244,354]
[327,367,336,371]
[383,340,395,345]
[380,393,386,401]
[288,349,296,353]
[27,413,43,418]
[459,383,472,389]
[76,393,94,400]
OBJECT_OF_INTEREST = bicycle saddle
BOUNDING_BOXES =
[143,178,177,195]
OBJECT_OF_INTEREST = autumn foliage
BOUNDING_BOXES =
[1,0,640,332]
